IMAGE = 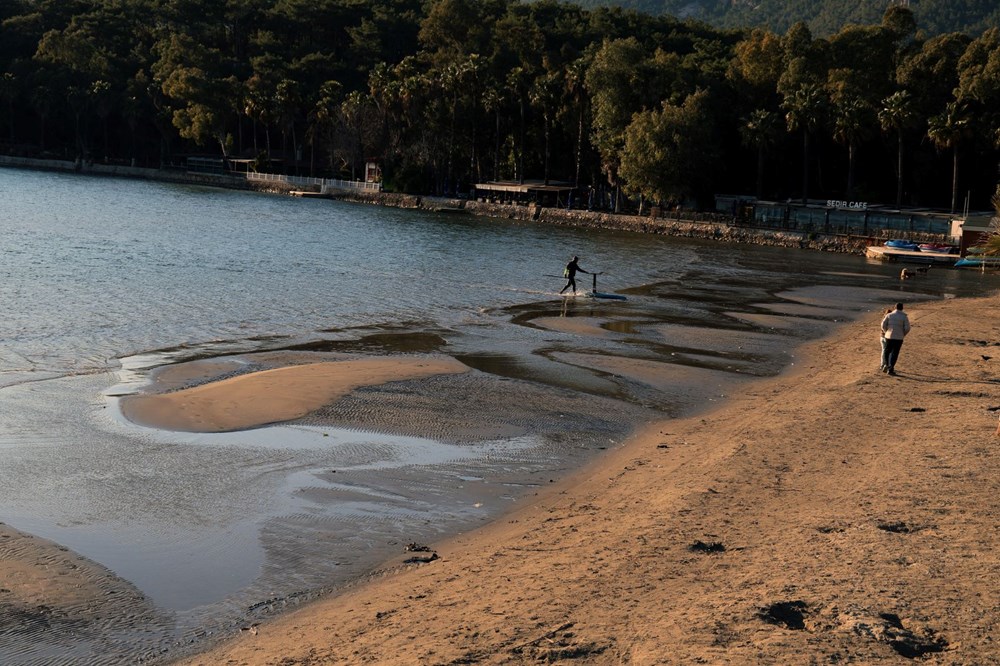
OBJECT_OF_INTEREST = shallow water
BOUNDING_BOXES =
[1,166,997,663]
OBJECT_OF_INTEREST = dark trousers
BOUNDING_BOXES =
[882,338,904,370]
[560,277,576,293]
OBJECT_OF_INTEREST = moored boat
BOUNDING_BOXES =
[954,256,1000,268]
[918,243,956,253]
[885,239,920,251]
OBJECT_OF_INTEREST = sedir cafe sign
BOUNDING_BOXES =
[826,200,868,210]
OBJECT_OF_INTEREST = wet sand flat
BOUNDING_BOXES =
[0,523,145,615]
[0,523,167,662]
[532,316,618,338]
[176,293,1000,665]
[552,350,752,399]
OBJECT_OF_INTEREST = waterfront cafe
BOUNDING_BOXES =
[474,180,576,207]
[714,195,985,241]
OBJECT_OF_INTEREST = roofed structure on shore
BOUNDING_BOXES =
[474,180,575,207]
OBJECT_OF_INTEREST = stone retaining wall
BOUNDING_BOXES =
[532,206,874,253]
[332,190,423,209]
[336,192,881,254]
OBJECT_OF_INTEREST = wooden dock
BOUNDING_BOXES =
[865,245,961,266]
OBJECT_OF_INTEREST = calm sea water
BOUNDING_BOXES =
[1,166,996,664]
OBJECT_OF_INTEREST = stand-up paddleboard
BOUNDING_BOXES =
[588,290,627,300]
[587,273,627,300]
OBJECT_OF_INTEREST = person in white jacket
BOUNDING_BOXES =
[880,302,911,375]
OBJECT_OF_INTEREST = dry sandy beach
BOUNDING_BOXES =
[162,293,1000,665]
[3,293,998,664]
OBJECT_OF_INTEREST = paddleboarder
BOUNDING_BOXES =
[559,256,590,295]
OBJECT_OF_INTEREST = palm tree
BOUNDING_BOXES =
[307,81,341,176]
[782,83,827,205]
[564,57,589,189]
[507,67,531,185]
[740,109,782,199]
[529,72,560,186]
[438,55,479,192]
[481,87,505,181]
[243,90,259,156]
[245,74,275,162]
[878,90,916,207]
[275,79,300,172]
[832,97,875,200]
[927,101,970,213]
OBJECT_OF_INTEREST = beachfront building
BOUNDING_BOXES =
[715,195,976,240]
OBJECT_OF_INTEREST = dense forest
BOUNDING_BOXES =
[0,1,998,211]
[571,0,1000,40]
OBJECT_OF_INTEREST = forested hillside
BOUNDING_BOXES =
[570,0,1000,38]
[0,1,998,211]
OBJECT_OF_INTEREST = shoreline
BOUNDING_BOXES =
[0,157,930,256]
[173,292,1000,664]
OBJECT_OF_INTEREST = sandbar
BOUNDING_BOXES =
[120,356,469,432]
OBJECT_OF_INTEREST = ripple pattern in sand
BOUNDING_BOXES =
[300,371,650,447]
[0,523,171,665]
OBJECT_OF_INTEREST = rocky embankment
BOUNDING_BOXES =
[335,190,884,254]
